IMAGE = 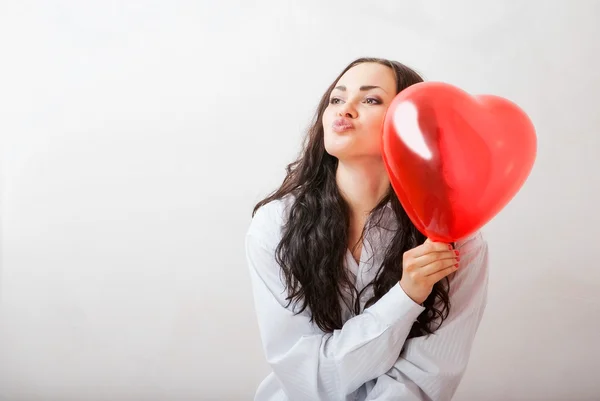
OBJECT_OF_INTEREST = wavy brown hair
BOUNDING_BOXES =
[252,57,451,343]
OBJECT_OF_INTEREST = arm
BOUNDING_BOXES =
[363,232,489,401]
[245,207,427,401]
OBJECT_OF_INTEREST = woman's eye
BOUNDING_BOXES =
[329,97,380,105]
[365,98,381,105]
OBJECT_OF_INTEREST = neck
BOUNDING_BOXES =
[335,158,390,219]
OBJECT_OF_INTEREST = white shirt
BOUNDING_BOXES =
[245,195,489,401]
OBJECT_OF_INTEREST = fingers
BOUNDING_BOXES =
[409,239,452,258]
[426,263,459,283]
[413,250,458,272]
[403,239,460,279]
[420,256,459,277]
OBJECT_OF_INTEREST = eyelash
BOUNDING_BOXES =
[329,97,382,105]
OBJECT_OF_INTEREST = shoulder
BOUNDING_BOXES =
[245,195,296,286]
[246,194,295,248]
[455,230,486,252]
[454,230,489,275]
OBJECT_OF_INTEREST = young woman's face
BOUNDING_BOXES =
[322,62,397,161]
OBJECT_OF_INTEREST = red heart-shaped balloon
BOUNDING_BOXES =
[382,82,537,242]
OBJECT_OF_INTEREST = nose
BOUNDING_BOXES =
[337,102,357,119]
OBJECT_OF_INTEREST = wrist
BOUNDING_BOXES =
[399,281,425,306]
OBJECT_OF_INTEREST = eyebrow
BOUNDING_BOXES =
[333,85,388,93]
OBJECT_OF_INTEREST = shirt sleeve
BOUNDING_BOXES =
[362,232,490,401]
[245,206,427,401]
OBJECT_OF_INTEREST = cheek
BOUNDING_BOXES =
[322,109,336,141]
[365,109,387,128]
[322,107,334,126]
[360,110,386,140]
[360,111,386,149]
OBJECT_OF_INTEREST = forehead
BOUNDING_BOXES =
[335,62,396,91]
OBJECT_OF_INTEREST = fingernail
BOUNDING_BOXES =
[456,256,460,261]
[454,250,460,256]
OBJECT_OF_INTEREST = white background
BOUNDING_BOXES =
[1,1,599,400]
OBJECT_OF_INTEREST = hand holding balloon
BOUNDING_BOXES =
[400,239,459,305]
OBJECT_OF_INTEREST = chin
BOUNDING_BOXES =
[324,141,351,159]
[324,147,344,159]
[325,147,381,162]
[325,141,379,161]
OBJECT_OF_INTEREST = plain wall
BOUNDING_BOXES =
[1,0,599,400]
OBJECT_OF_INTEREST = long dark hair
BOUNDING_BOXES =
[252,57,450,341]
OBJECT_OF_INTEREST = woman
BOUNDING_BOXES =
[245,57,489,401]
